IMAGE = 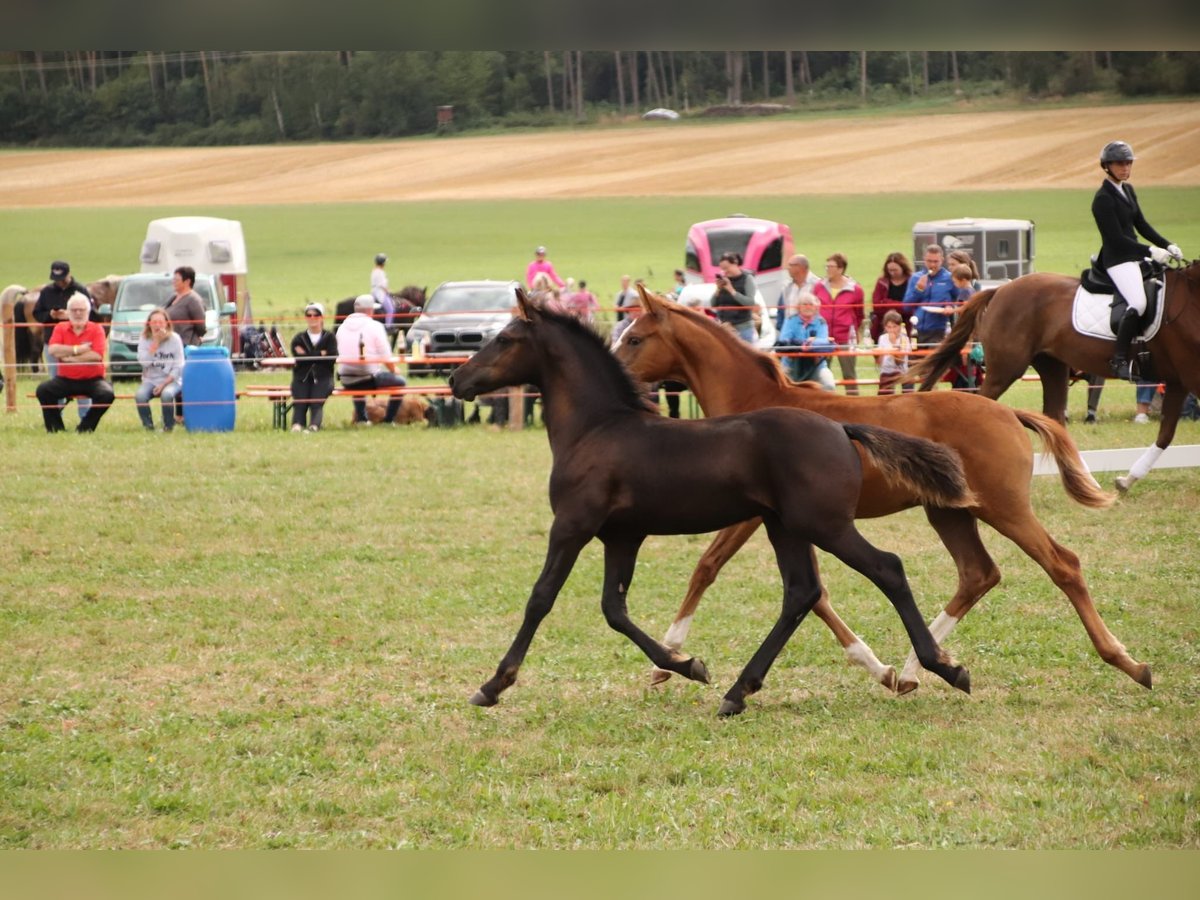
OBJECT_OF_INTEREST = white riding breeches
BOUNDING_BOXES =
[1106,260,1148,315]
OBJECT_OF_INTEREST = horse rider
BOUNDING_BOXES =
[1093,140,1184,381]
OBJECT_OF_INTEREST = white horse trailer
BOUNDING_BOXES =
[911,217,1035,289]
[139,216,253,352]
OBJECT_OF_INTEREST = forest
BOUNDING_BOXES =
[2,50,1198,147]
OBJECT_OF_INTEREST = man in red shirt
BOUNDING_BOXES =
[35,294,115,433]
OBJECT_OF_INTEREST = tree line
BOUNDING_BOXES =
[1,50,1197,147]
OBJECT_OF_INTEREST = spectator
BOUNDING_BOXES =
[875,310,912,395]
[35,294,115,433]
[164,266,206,347]
[134,308,184,432]
[526,245,565,291]
[869,251,913,343]
[777,254,820,331]
[290,302,337,432]
[1134,379,1158,425]
[813,252,865,395]
[775,295,835,390]
[904,244,957,349]
[336,294,407,426]
[613,274,638,322]
[1084,373,1105,424]
[370,252,397,338]
[32,260,96,420]
[672,268,687,298]
[563,279,599,324]
[713,252,758,344]
[947,249,981,291]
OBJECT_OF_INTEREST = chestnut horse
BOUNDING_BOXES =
[449,290,973,717]
[910,261,1200,492]
[613,286,1150,694]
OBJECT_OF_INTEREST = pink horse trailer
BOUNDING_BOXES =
[683,215,794,310]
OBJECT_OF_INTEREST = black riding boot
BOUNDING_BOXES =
[1108,308,1141,382]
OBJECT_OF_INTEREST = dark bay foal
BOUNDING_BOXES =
[449,290,974,716]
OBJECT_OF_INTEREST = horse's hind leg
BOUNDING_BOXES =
[650,520,895,691]
[1031,355,1070,422]
[600,536,711,685]
[986,508,1151,689]
[897,507,1001,695]
[470,521,589,707]
[817,525,971,695]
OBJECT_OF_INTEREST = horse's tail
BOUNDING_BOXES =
[908,288,997,390]
[1013,410,1116,509]
[844,424,976,509]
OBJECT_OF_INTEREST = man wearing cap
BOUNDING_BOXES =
[35,294,115,433]
[525,246,565,291]
[33,261,97,419]
[370,252,397,341]
[335,294,406,426]
[289,302,337,432]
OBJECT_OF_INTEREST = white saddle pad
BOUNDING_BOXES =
[1072,282,1164,341]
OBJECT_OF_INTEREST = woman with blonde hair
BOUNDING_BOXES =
[135,308,185,431]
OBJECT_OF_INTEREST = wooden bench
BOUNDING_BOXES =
[241,383,458,430]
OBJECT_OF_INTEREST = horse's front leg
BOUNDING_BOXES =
[1116,383,1184,492]
[470,521,589,707]
[601,535,711,685]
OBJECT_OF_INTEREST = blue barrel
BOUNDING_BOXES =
[183,346,237,432]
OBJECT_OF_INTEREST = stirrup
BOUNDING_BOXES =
[1109,357,1133,382]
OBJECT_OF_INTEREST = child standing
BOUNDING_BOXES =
[875,310,911,395]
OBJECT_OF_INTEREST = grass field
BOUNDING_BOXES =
[3,127,1199,848]
[1,395,1198,848]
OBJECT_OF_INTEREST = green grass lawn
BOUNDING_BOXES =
[3,160,1199,848]
[1,367,1197,847]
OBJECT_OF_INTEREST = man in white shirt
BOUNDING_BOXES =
[777,254,820,330]
[336,294,406,425]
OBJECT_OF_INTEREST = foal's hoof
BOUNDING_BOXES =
[649,667,673,687]
[895,677,920,696]
[687,658,710,685]
[1135,664,1152,689]
[952,667,971,695]
[717,697,745,717]
[468,690,497,707]
[1115,476,1132,493]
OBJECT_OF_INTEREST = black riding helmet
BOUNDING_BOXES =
[1099,140,1135,171]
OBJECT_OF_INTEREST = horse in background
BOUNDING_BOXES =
[333,285,427,335]
[909,260,1200,492]
[449,289,973,717]
[1,275,121,374]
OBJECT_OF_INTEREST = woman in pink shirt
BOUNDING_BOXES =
[812,252,865,396]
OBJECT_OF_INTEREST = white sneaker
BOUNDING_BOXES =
[291,423,303,432]
[1134,413,1150,424]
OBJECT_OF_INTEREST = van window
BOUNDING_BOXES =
[704,228,755,266]
[140,240,161,265]
[759,238,783,272]
[684,240,701,273]
[208,241,233,264]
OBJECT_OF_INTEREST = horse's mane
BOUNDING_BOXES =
[534,303,654,414]
[666,301,792,389]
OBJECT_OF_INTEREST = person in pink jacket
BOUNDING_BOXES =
[812,252,865,395]
[525,245,565,290]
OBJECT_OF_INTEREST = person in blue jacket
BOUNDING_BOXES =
[1092,140,1184,381]
[903,243,957,349]
[776,295,835,390]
